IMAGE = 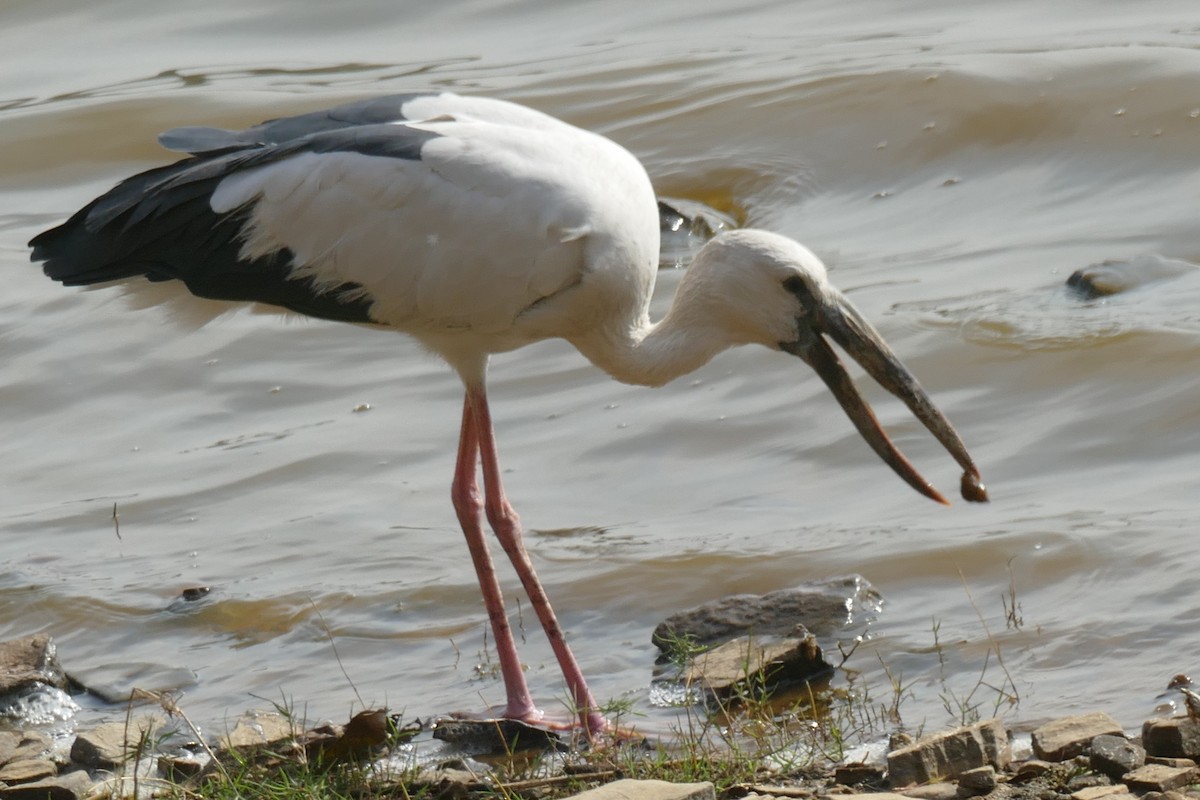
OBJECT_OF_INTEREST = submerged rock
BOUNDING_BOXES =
[657,197,734,269]
[1067,254,1198,299]
[66,661,197,704]
[651,575,881,653]
[0,635,69,695]
[431,717,564,755]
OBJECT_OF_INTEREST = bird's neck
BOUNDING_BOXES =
[570,307,733,388]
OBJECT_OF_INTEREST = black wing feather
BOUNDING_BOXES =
[30,121,442,324]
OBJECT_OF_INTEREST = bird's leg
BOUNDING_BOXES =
[450,393,542,723]
[465,386,607,738]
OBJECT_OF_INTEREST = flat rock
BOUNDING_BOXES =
[887,718,1010,786]
[1146,756,1197,768]
[1013,760,1055,781]
[70,716,165,769]
[0,759,56,784]
[7,733,52,764]
[566,779,715,800]
[1090,734,1145,779]
[432,718,564,755]
[0,770,93,800]
[1122,763,1199,793]
[1031,712,1123,761]
[652,576,881,651]
[158,753,207,780]
[0,731,20,765]
[0,635,68,694]
[683,634,830,699]
[900,782,959,799]
[835,763,885,786]
[1066,254,1198,299]
[66,661,197,704]
[1143,718,1200,759]
[957,765,997,795]
[1071,786,1132,800]
[219,709,296,752]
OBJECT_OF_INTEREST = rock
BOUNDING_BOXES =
[0,759,56,784]
[1090,734,1145,779]
[431,718,563,755]
[1067,773,1110,792]
[412,765,489,794]
[180,586,212,602]
[900,784,959,800]
[1143,718,1200,759]
[69,716,165,769]
[158,753,207,780]
[303,708,390,763]
[219,709,296,752]
[7,732,52,764]
[0,685,79,730]
[567,779,716,800]
[886,718,1011,786]
[0,636,69,695]
[1031,713,1123,761]
[0,770,93,800]
[1122,763,1199,793]
[651,576,881,651]
[957,766,998,795]
[835,763,885,786]
[66,661,197,704]
[1070,786,1130,800]
[0,731,19,765]
[1146,757,1197,768]
[1066,255,1198,299]
[1012,760,1055,781]
[682,634,830,700]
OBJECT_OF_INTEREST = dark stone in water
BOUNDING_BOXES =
[1067,254,1198,299]
[180,586,211,602]
[431,718,564,755]
[651,575,881,653]
[66,661,197,703]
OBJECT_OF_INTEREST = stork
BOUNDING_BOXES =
[29,92,987,738]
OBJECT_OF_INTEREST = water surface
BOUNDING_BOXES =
[3,0,1200,737]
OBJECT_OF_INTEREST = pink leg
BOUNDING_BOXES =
[450,394,542,723]
[465,385,607,738]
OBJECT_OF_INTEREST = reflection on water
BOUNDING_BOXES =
[2,0,1199,737]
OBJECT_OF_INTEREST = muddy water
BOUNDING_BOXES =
[2,1,1199,735]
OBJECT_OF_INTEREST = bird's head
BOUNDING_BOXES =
[688,229,987,505]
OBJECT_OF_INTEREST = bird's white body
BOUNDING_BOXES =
[31,91,985,738]
[206,95,661,382]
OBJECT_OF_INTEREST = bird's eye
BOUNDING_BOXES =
[782,275,808,297]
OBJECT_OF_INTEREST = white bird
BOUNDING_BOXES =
[30,92,987,738]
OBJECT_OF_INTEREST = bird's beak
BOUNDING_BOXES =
[781,287,987,505]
